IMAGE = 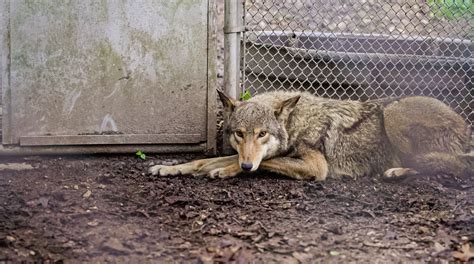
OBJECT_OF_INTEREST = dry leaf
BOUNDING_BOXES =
[433,242,446,253]
[198,254,213,264]
[452,243,474,262]
[292,252,313,263]
[87,220,99,227]
[39,197,49,208]
[101,238,128,254]
[236,231,257,237]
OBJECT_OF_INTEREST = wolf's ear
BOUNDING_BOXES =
[217,89,238,112]
[274,95,300,121]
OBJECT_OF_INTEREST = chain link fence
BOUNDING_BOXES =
[242,0,473,126]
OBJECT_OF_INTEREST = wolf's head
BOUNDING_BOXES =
[218,90,300,172]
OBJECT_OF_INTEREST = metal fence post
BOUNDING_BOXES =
[223,0,243,154]
[224,0,243,99]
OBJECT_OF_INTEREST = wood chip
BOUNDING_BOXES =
[83,190,92,198]
[0,163,34,171]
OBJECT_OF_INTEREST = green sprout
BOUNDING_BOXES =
[135,150,147,160]
[427,0,473,19]
[239,89,252,101]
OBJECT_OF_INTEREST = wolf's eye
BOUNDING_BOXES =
[258,131,267,138]
[235,131,244,138]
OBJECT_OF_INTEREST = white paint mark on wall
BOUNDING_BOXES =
[100,114,118,132]
[37,50,63,67]
[63,90,82,116]
[104,82,122,99]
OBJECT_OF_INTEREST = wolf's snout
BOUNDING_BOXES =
[241,162,253,171]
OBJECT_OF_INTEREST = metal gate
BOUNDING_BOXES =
[241,0,473,126]
[0,0,217,154]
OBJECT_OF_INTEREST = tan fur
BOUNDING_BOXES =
[149,90,472,181]
[260,147,328,180]
[381,96,471,178]
[149,155,238,178]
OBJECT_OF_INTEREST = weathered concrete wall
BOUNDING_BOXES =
[2,0,212,146]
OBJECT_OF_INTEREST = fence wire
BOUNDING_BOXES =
[242,0,473,126]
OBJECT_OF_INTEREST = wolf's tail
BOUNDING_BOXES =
[459,152,474,175]
[410,152,473,177]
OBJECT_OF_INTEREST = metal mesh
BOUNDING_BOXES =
[242,0,473,126]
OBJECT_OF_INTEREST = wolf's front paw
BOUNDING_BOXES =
[148,165,180,176]
[208,167,238,179]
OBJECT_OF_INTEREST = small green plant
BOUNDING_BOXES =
[427,0,473,19]
[239,89,252,101]
[135,150,147,160]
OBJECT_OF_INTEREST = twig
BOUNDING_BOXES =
[363,241,417,250]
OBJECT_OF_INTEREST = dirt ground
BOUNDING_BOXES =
[0,154,473,263]
[0,1,472,263]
